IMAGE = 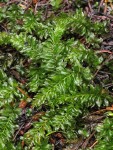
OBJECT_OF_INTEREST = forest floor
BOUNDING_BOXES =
[1,0,113,150]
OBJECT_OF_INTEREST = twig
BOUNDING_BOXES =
[93,54,113,80]
[90,109,107,115]
[6,0,19,5]
[35,2,49,7]
[71,138,84,150]
[104,83,113,88]
[89,140,98,149]
[82,131,96,149]
[17,87,30,98]
[0,25,8,32]
[102,13,113,20]
[110,2,113,10]
[99,70,111,75]
[13,124,24,141]
[34,2,39,14]
[13,118,33,141]
[24,0,32,11]
[88,0,93,13]
[34,2,50,14]
[104,2,107,14]
[96,50,113,54]
[98,0,104,12]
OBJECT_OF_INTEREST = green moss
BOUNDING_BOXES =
[0,3,112,149]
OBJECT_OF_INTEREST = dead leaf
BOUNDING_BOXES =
[32,112,45,121]
[106,107,113,111]
[32,0,38,5]
[19,100,27,108]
